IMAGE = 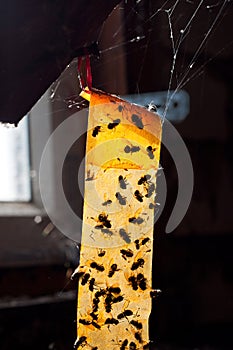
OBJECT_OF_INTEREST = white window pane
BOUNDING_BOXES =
[0,117,31,202]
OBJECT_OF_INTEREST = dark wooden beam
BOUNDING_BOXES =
[0,0,121,124]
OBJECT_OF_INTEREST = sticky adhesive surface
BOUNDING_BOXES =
[76,88,161,349]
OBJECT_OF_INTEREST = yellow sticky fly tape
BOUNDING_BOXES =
[76,88,162,349]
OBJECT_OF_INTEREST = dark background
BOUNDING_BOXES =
[1,1,233,349]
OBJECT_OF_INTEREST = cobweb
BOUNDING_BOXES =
[44,0,233,238]
[48,0,233,124]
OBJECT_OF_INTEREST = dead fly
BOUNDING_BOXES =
[104,294,113,313]
[108,118,121,129]
[112,295,123,303]
[108,286,121,294]
[149,202,156,209]
[138,174,155,198]
[131,114,144,129]
[134,332,143,343]
[115,192,126,205]
[81,273,90,285]
[124,145,140,154]
[92,321,101,329]
[128,276,138,291]
[95,226,113,237]
[131,258,145,271]
[102,199,112,206]
[95,224,104,230]
[85,170,95,181]
[92,125,101,137]
[92,296,100,313]
[98,249,106,257]
[141,237,150,245]
[120,248,134,260]
[145,183,155,198]
[93,294,101,304]
[129,342,137,350]
[102,286,123,305]
[129,217,144,225]
[134,190,143,202]
[105,317,119,325]
[137,274,147,291]
[136,273,144,280]
[108,264,119,278]
[74,336,87,349]
[134,237,150,251]
[118,175,128,189]
[134,239,140,250]
[130,320,143,330]
[90,311,98,320]
[90,262,105,272]
[117,310,133,320]
[146,145,156,159]
[119,228,131,244]
[98,213,111,228]
[138,174,151,185]
[89,278,95,292]
[95,289,106,298]
[79,318,92,326]
[120,339,129,350]
[101,228,113,236]
[103,286,122,312]
[129,273,147,291]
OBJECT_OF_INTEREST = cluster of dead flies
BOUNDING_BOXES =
[93,214,129,242]
[118,339,150,350]
[78,285,134,326]
[91,107,144,136]
[137,174,155,199]
[78,237,150,298]
[93,172,155,243]
[77,291,146,349]
[91,107,156,161]
[75,238,152,349]
[79,240,149,292]
[124,143,156,160]
[94,213,145,245]
[74,336,149,349]
[117,173,155,205]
